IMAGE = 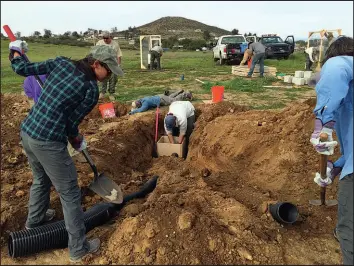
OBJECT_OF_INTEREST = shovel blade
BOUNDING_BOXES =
[89,174,124,204]
[309,199,338,206]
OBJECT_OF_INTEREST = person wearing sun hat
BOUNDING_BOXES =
[8,40,123,262]
[96,31,123,100]
[164,101,195,159]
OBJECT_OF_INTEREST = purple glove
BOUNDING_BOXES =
[310,119,338,155]
[68,134,87,152]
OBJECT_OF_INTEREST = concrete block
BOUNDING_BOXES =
[304,71,313,79]
[283,76,293,83]
[292,77,305,86]
[294,71,304,78]
[304,78,310,85]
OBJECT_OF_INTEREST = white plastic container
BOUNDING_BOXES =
[304,71,313,79]
[292,77,305,86]
[294,71,304,78]
[284,76,293,83]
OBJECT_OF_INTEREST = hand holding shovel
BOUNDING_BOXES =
[309,133,338,206]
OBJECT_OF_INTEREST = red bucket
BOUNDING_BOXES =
[98,102,116,118]
[211,86,224,103]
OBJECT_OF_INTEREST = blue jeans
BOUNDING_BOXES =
[248,53,265,77]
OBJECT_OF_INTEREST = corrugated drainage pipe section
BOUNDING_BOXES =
[8,175,158,258]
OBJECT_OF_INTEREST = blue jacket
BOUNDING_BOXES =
[314,56,353,179]
[130,96,161,114]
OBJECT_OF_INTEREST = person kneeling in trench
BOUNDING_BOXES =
[164,101,195,159]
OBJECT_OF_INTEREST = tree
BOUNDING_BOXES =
[248,32,252,36]
[296,40,306,47]
[203,30,211,41]
[63,31,71,37]
[72,31,79,38]
[15,31,21,38]
[33,31,41,37]
[231,29,239,35]
[111,27,118,33]
[43,29,52,38]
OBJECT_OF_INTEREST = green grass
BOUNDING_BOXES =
[1,40,312,109]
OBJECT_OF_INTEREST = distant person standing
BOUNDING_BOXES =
[150,42,163,70]
[246,42,266,78]
[304,46,320,71]
[96,31,123,100]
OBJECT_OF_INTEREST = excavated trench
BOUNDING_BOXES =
[1,94,343,265]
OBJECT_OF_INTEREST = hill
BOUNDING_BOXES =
[136,16,232,39]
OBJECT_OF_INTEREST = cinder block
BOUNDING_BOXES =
[292,77,305,86]
[294,71,304,78]
[304,78,310,85]
[284,76,293,83]
[304,71,313,79]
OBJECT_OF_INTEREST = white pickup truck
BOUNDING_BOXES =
[213,35,248,65]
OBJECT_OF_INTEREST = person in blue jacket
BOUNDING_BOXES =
[309,36,353,265]
[129,90,192,115]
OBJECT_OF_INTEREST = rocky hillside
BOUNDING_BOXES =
[136,16,231,39]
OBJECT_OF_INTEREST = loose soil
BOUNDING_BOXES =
[1,94,342,265]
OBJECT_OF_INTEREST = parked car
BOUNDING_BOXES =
[212,35,248,65]
[257,34,295,59]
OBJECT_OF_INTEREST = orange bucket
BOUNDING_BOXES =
[211,86,224,103]
[247,59,252,68]
[98,102,116,118]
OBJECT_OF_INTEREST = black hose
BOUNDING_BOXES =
[8,176,158,258]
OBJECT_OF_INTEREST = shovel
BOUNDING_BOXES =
[82,149,124,204]
[309,133,338,206]
[152,106,160,158]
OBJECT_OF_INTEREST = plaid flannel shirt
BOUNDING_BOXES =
[11,56,99,143]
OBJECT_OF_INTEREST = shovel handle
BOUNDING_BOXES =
[319,132,328,205]
[82,149,99,182]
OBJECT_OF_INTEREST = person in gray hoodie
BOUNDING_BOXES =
[246,42,267,78]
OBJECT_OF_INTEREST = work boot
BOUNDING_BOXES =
[25,209,56,230]
[69,238,101,263]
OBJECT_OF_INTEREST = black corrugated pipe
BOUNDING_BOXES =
[8,176,158,258]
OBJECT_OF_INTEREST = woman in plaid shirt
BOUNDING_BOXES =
[9,41,123,262]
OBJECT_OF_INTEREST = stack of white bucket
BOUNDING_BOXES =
[283,71,313,86]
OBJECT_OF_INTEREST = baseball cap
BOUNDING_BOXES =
[89,45,124,76]
[164,114,176,132]
[102,31,111,38]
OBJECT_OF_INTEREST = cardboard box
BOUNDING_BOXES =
[157,136,184,157]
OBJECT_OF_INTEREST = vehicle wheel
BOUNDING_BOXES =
[213,55,218,62]
[284,56,289,60]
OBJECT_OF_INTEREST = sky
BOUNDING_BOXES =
[1,1,353,40]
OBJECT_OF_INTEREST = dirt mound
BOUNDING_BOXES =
[0,94,342,265]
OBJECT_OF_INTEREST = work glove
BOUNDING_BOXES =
[68,134,87,152]
[310,119,338,155]
[313,161,342,187]
[9,40,29,59]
